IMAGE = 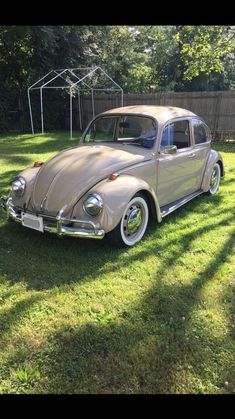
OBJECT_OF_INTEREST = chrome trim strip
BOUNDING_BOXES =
[160,190,203,218]
[4,198,105,239]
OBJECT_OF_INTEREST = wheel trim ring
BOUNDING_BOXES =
[210,165,220,193]
[120,197,148,245]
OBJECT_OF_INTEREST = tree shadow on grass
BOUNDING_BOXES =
[0,190,234,291]
[37,229,235,393]
[0,294,42,336]
[212,143,235,154]
[0,155,33,166]
[0,196,224,294]
[0,218,124,290]
[0,178,234,392]
[1,223,234,393]
[0,132,79,157]
[221,267,235,391]
[0,169,27,196]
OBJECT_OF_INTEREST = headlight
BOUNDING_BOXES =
[11,176,26,197]
[83,193,103,217]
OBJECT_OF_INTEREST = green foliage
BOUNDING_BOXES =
[174,26,234,81]
[0,26,98,132]
[0,25,235,132]
[137,26,179,92]
[97,26,152,93]
[99,26,235,93]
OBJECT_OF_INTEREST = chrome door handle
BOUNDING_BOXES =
[188,153,196,158]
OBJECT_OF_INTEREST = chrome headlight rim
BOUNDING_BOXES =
[11,176,26,198]
[83,193,103,217]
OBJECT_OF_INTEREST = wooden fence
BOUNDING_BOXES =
[80,91,235,140]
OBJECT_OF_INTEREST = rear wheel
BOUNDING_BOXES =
[205,162,221,195]
[107,194,149,247]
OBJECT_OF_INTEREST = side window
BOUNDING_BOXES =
[192,119,209,144]
[161,120,190,150]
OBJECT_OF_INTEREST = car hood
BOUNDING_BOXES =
[31,144,152,215]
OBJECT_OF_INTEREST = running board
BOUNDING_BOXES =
[160,190,203,218]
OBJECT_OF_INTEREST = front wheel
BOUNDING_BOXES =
[107,194,149,247]
[205,162,221,195]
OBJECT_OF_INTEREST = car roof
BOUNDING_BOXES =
[101,105,197,125]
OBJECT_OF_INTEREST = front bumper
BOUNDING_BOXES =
[1,197,105,240]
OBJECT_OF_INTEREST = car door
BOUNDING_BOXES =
[157,118,201,207]
[190,118,211,187]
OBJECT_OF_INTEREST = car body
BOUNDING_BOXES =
[1,105,224,247]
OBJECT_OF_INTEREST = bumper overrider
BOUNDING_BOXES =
[1,197,105,240]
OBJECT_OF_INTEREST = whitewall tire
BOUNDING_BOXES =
[206,163,221,195]
[107,194,149,247]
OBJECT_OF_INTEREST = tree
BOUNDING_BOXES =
[0,25,97,131]
[174,26,234,89]
[0,25,235,133]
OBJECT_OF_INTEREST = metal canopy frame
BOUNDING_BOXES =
[28,66,123,139]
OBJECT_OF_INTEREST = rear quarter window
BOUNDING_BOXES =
[192,119,210,144]
[161,120,190,150]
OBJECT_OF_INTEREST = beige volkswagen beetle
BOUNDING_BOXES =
[2,106,224,247]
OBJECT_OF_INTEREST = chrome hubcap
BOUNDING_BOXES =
[123,205,143,237]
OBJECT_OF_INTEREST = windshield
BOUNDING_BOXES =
[82,115,157,149]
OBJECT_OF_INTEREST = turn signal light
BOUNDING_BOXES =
[108,173,119,181]
[33,161,43,167]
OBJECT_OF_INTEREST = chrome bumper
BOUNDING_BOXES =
[2,197,105,240]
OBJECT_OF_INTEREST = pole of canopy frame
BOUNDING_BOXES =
[91,89,95,118]
[121,89,124,107]
[40,87,44,134]
[70,88,73,140]
[78,90,82,132]
[28,88,34,135]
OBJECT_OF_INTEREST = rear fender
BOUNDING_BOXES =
[201,150,224,192]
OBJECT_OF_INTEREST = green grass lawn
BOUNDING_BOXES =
[0,131,235,394]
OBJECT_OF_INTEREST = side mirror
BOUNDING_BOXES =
[163,145,177,155]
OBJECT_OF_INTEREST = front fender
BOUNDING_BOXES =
[201,149,224,192]
[72,175,161,233]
